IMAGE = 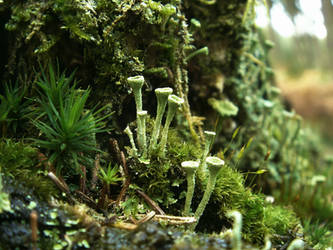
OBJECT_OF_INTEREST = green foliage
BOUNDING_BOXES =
[99,163,123,185]
[208,98,239,117]
[2,0,329,248]
[33,67,109,177]
[35,63,77,112]
[0,81,31,137]
[303,219,333,249]
[0,139,59,200]
[206,164,269,243]
[0,173,11,213]
[128,126,201,214]
[263,204,300,236]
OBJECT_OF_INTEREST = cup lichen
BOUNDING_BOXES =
[198,130,216,176]
[181,160,200,216]
[148,87,173,154]
[158,94,184,157]
[137,110,148,157]
[127,75,145,112]
[124,125,138,157]
[191,156,224,230]
[226,210,242,250]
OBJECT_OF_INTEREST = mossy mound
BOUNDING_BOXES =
[0,140,60,201]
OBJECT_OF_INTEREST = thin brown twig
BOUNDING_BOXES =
[30,210,38,250]
[91,153,100,190]
[136,190,165,215]
[137,211,156,224]
[111,222,138,230]
[47,172,70,194]
[116,151,130,204]
[109,138,122,163]
[119,214,196,225]
[79,164,87,194]
[75,190,98,209]
[47,172,74,204]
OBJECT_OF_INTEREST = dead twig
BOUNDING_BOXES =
[116,151,130,204]
[48,172,70,193]
[91,153,100,190]
[47,172,74,204]
[111,221,138,230]
[136,190,165,215]
[120,214,196,225]
[75,190,98,209]
[79,164,87,194]
[137,211,156,224]
[153,214,196,225]
[37,151,55,173]
[30,210,38,250]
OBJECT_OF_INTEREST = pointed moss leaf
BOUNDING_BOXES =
[255,169,267,174]
[259,99,274,109]
[246,137,254,149]
[208,98,238,117]
[237,146,245,160]
[232,127,240,140]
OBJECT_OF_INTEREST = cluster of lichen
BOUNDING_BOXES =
[0,0,332,248]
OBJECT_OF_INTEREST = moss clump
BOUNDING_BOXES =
[195,164,301,244]
[128,124,202,215]
[263,204,301,237]
[0,140,60,200]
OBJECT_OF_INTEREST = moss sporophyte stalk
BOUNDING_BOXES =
[191,156,224,230]
[181,160,199,216]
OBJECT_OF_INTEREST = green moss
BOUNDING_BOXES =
[128,121,201,214]
[0,140,60,200]
[1,0,326,248]
[263,204,301,236]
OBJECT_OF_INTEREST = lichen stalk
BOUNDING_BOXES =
[137,111,148,156]
[198,131,216,176]
[181,161,199,216]
[158,95,184,157]
[124,126,138,156]
[148,87,173,154]
[191,156,224,230]
[127,75,144,112]
[226,210,242,250]
[286,239,305,250]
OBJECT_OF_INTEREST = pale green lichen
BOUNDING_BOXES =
[192,156,224,230]
[137,110,148,157]
[149,87,173,154]
[158,94,184,157]
[181,160,199,216]
[226,210,242,250]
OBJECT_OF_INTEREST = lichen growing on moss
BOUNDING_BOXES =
[0,0,329,248]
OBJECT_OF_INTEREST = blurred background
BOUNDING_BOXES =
[255,0,333,151]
